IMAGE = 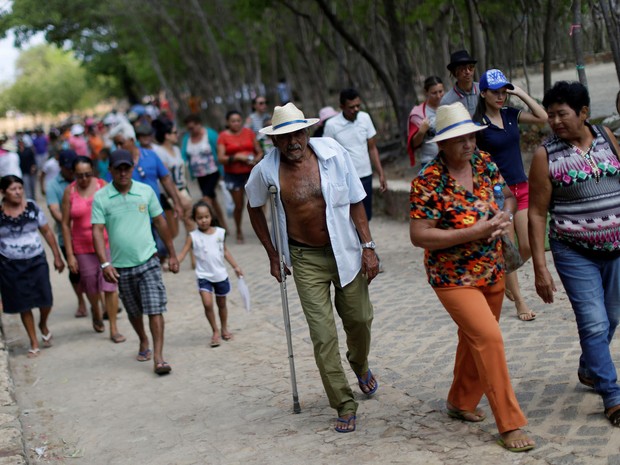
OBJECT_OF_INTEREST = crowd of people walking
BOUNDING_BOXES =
[1,49,620,454]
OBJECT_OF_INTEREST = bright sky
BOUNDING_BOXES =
[0,29,45,84]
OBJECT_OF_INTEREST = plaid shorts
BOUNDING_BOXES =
[117,256,167,318]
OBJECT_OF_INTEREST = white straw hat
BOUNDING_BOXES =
[259,102,319,136]
[428,102,487,143]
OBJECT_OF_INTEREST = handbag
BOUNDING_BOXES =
[501,234,524,274]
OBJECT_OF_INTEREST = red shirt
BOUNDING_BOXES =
[217,128,256,175]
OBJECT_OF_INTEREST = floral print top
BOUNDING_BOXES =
[410,150,505,288]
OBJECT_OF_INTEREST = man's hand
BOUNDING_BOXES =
[269,255,290,283]
[54,256,65,273]
[361,249,379,283]
[103,265,120,284]
[168,256,180,273]
[379,174,388,193]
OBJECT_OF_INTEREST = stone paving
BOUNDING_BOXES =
[1,193,620,464]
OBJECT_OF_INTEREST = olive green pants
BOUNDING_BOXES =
[290,244,374,416]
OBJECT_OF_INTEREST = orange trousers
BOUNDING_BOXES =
[434,280,527,433]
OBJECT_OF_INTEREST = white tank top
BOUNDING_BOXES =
[190,227,228,282]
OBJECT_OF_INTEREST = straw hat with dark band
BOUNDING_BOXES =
[260,103,319,136]
[428,102,487,143]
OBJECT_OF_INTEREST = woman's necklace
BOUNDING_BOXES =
[571,139,600,183]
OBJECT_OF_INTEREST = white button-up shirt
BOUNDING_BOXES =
[323,111,376,178]
[245,137,366,286]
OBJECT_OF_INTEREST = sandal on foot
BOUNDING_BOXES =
[516,301,536,321]
[210,335,221,348]
[110,333,126,344]
[74,308,87,318]
[335,414,356,433]
[221,332,233,341]
[605,406,620,427]
[154,361,172,375]
[136,349,152,362]
[356,369,378,396]
[27,348,40,359]
[505,289,515,302]
[447,407,486,422]
[93,320,105,333]
[41,331,53,348]
[497,435,535,453]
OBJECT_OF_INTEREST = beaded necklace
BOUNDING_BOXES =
[571,138,600,183]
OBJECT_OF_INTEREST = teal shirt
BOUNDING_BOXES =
[91,180,163,268]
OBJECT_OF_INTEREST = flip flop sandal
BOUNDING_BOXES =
[136,349,152,362]
[606,407,620,427]
[335,415,356,433]
[356,369,378,396]
[447,407,486,422]
[41,331,53,348]
[110,333,126,344]
[154,361,172,375]
[27,348,41,358]
[497,437,535,452]
[93,320,105,333]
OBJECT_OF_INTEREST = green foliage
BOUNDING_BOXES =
[0,44,104,114]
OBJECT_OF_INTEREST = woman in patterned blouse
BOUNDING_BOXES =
[410,102,534,452]
[529,81,620,428]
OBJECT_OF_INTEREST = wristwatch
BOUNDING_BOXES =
[506,212,514,223]
[361,241,376,250]
[100,262,111,269]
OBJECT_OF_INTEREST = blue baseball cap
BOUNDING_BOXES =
[58,150,77,169]
[479,69,515,91]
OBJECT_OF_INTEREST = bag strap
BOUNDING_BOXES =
[597,124,619,158]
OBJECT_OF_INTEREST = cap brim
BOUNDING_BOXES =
[260,118,320,136]
[484,83,515,91]
[111,161,134,168]
[428,123,487,143]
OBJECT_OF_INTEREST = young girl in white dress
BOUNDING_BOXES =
[178,201,242,347]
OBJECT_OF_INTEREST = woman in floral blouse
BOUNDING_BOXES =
[410,102,534,452]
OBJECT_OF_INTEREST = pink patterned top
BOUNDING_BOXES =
[70,178,108,254]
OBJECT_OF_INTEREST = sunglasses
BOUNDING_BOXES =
[75,172,94,179]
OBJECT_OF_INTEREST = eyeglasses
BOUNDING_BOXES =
[257,101,267,105]
[456,64,476,73]
[170,130,178,134]
[75,172,94,179]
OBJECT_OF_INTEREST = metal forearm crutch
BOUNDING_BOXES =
[268,185,301,414]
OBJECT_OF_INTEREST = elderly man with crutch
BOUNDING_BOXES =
[246,103,379,434]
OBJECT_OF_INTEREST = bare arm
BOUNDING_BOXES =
[60,188,78,274]
[217,143,231,165]
[247,203,287,281]
[367,137,387,193]
[350,201,379,283]
[152,214,179,273]
[528,145,556,303]
[93,223,118,283]
[604,126,620,156]
[411,118,430,148]
[48,203,62,224]
[409,210,511,251]
[224,244,243,277]
[39,223,64,273]
[176,235,193,263]
[252,138,264,164]
[510,85,548,125]
[160,174,184,220]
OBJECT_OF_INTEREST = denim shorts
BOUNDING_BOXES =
[224,172,250,191]
[197,277,231,296]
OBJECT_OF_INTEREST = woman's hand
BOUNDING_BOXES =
[472,210,512,242]
[507,85,525,99]
[419,118,431,133]
[67,255,79,275]
[534,266,556,303]
[233,266,243,278]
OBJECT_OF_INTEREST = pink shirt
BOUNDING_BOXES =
[70,178,108,254]
[69,135,90,157]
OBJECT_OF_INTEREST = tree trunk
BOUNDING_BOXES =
[543,0,554,92]
[599,0,620,86]
[466,0,486,70]
[571,0,589,86]
[314,0,400,137]
[382,0,416,142]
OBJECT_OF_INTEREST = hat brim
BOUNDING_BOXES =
[110,160,134,168]
[259,118,320,136]
[428,123,487,144]
[483,82,515,91]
